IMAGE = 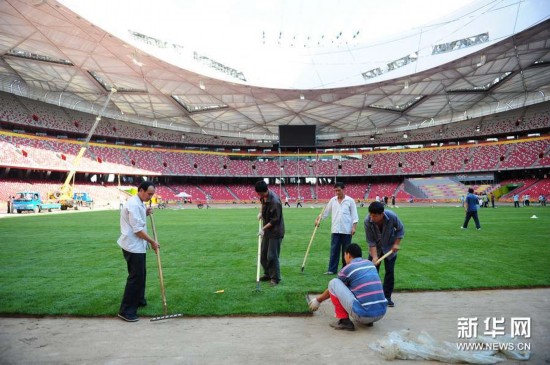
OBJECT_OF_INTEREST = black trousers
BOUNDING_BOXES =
[369,251,397,300]
[119,249,146,316]
[261,236,282,282]
[463,211,481,229]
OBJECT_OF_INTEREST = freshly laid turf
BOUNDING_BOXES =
[0,204,549,317]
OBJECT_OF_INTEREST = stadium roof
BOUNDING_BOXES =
[0,0,549,141]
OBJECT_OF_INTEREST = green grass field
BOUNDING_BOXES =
[1,204,549,317]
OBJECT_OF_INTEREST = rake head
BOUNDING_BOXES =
[254,281,261,292]
[150,313,184,322]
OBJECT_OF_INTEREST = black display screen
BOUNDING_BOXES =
[278,125,316,147]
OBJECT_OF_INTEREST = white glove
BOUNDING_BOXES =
[258,229,264,236]
[308,298,320,311]
[257,213,262,220]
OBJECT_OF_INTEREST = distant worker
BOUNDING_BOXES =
[315,182,359,275]
[364,201,405,307]
[296,196,303,208]
[256,180,285,286]
[117,181,159,322]
[284,195,291,207]
[461,188,481,231]
[513,193,520,208]
[308,243,387,331]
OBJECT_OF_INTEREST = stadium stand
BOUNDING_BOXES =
[1,130,548,179]
[370,152,400,176]
[226,184,257,201]
[199,184,236,201]
[1,89,549,207]
[407,177,466,200]
[367,182,400,201]
[432,147,469,173]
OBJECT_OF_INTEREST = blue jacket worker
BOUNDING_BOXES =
[461,187,481,230]
[364,201,405,308]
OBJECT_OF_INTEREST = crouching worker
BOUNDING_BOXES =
[308,243,387,331]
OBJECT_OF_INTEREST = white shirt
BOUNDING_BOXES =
[117,195,148,253]
[321,195,359,234]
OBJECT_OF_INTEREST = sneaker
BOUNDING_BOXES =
[269,279,279,286]
[330,318,355,331]
[138,299,147,307]
[366,322,374,328]
[477,228,481,230]
[117,313,139,322]
[460,226,466,229]
[386,298,395,307]
[259,275,270,282]
[324,271,335,275]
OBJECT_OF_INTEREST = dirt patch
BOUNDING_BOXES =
[1,289,548,364]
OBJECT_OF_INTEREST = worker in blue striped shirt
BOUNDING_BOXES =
[308,243,387,331]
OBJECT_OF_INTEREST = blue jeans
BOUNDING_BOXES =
[328,233,352,273]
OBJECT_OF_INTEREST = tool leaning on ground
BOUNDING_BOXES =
[301,205,326,273]
[149,213,183,321]
[255,211,263,292]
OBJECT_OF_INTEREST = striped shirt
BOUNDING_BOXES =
[338,257,387,317]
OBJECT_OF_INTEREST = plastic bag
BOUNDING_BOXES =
[369,330,530,364]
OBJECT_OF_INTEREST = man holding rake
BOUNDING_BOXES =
[117,181,159,322]
[315,182,359,275]
[255,180,285,286]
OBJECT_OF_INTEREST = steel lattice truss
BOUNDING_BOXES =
[0,0,549,142]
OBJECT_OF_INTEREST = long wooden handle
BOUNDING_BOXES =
[150,214,167,316]
[375,250,394,265]
[301,206,326,271]
[256,218,262,283]
[301,224,319,270]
